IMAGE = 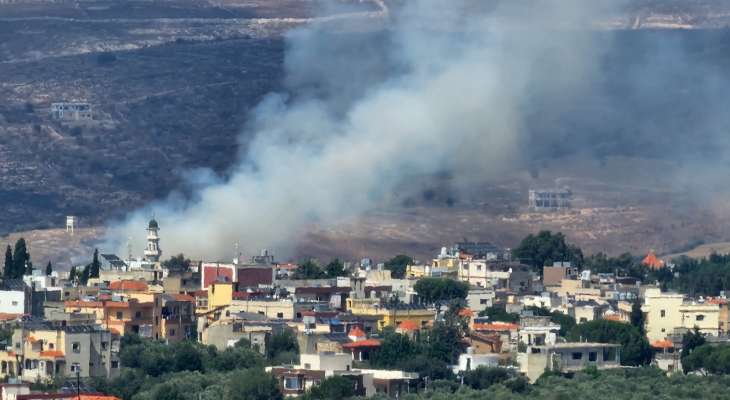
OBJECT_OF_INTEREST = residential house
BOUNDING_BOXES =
[518,342,621,382]
[0,322,119,382]
[642,288,720,341]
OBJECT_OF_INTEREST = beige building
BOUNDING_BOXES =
[642,288,720,341]
[518,342,621,382]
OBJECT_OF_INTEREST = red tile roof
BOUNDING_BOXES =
[342,339,381,348]
[642,252,665,270]
[348,326,366,338]
[65,301,103,308]
[40,350,65,358]
[458,308,474,317]
[473,322,519,332]
[651,339,674,349]
[397,320,420,331]
[171,294,195,302]
[109,280,148,292]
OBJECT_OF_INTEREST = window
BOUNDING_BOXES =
[480,299,488,305]
[49,343,54,350]
[277,312,284,319]
[11,301,17,306]
[72,342,81,353]
[70,363,80,373]
[116,311,123,320]
[304,363,311,369]
[111,361,119,369]
[588,352,597,362]
[571,352,583,360]
[101,342,108,350]
[169,329,176,337]
[134,311,142,319]
[284,377,300,390]
[696,315,705,321]
[660,310,666,318]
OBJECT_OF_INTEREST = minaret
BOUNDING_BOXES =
[144,218,161,262]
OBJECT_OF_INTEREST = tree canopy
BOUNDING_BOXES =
[384,255,413,279]
[162,254,192,272]
[567,320,652,366]
[414,277,468,307]
[512,231,583,271]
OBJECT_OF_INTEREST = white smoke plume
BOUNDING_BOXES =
[103,0,621,261]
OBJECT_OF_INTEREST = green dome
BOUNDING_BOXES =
[148,218,159,229]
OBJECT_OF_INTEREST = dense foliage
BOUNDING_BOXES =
[512,231,583,272]
[384,255,414,279]
[3,238,31,279]
[292,259,350,279]
[654,254,730,296]
[478,305,520,323]
[397,368,730,400]
[567,320,652,366]
[93,334,285,400]
[414,277,468,309]
[162,254,192,272]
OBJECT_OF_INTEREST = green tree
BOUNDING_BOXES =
[162,254,192,272]
[478,305,520,323]
[567,320,651,366]
[512,231,583,272]
[69,266,77,283]
[3,245,12,279]
[80,264,91,286]
[304,376,355,400]
[172,341,204,372]
[292,260,325,280]
[462,366,512,390]
[681,327,706,370]
[90,248,101,278]
[414,277,468,311]
[45,261,52,276]
[324,258,347,278]
[13,238,30,277]
[371,330,416,368]
[630,298,645,333]
[384,255,413,279]
[225,369,282,400]
[267,330,299,363]
[525,306,576,336]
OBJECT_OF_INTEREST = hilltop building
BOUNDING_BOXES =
[528,188,572,211]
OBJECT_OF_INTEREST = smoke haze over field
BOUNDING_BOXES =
[104,0,730,260]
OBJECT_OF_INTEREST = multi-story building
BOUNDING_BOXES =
[518,342,620,382]
[346,301,435,331]
[642,288,720,341]
[0,322,119,383]
[64,298,161,339]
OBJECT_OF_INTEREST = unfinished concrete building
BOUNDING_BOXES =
[528,188,572,211]
[50,102,92,121]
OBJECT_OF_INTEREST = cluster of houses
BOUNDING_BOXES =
[0,220,725,398]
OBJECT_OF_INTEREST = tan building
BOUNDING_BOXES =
[518,342,621,382]
[0,322,119,383]
[642,288,720,341]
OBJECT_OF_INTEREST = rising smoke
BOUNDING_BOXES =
[104,0,694,261]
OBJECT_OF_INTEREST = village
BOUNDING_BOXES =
[0,216,723,400]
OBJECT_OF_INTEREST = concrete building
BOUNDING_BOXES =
[458,261,534,292]
[0,280,29,316]
[528,188,572,211]
[0,322,119,382]
[542,263,577,287]
[518,342,621,382]
[642,288,721,341]
[466,288,495,314]
[50,102,92,121]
